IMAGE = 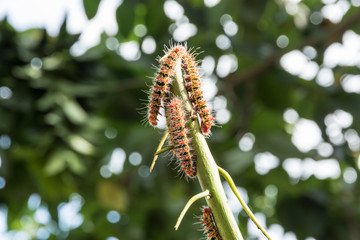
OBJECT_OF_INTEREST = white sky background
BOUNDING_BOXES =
[0,1,360,240]
[0,0,122,56]
[0,0,86,36]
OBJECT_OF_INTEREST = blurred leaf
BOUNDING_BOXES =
[67,134,95,155]
[44,149,77,176]
[44,149,86,176]
[68,155,86,175]
[117,3,135,38]
[83,0,101,20]
[97,179,129,211]
[42,54,64,70]
[37,92,57,111]
[59,96,88,125]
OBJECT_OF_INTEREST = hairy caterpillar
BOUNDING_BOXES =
[147,46,187,126]
[181,51,214,135]
[166,98,196,178]
[201,207,222,240]
[148,43,214,134]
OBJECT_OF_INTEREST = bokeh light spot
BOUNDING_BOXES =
[163,0,184,20]
[109,148,126,174]
[283,108,299,124]
[173,23,197,42]
[204,0,221,7]
[28,193,41,210]
[265,185,278,198]
[141,36,156,54]
[134,24,147,37]
[216,34,231,50]
[34,205,51,224]
[276,35,289,48]
[216,54,238,78]
[215,108,231,124]
[303,46,317,59]
[30,57,43,70]
[310,12,322,25]
[100,165,112,178]
[292,119,322,152]
[105,37,119,51]
[138,165,150,178]
[118,41,141,61]
[238,133,255,152]
[129,152,142,166]
[224,21,238,36]
[0,135,11,149]
[0,86,13,100]
[317,142,333,158]
[106,210,121,223]
[343,167,357,184]
[0,177,5,190]
[105,127,118,139]
[254,152,279,175]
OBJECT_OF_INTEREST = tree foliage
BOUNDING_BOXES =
[0,1,359,240]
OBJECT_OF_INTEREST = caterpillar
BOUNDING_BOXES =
[148,44,213,135]
[166,98,197,178]
[181,51,214,135]
[147,46,187,126]
[201,207,222,240]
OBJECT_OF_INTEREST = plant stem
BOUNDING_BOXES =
[174,189,210,230]
[218,166,272,240]
[171,60,244,240]
[155,145,174,155]
[150,131,169,172]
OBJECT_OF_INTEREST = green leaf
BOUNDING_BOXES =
[145,0,167,35]
[68,155,86,175]
[67,134,95,155]
[83,0,101,20]
[116,2,135,38]
[61,96,88,125]
[44,149,85,176]
[44,149,72,176]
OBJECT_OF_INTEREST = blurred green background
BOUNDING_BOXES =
[0,0,359,239]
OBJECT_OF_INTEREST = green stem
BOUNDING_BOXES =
[155,145,174,155]
[218,166,272,240]
[150,131,169,172]
[171,60,244,240]
[174,190,210,230]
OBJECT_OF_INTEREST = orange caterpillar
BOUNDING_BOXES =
[201,207,222,240]
[166,98,196,178]
[147,46,186,126]
[182,51,214,135]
